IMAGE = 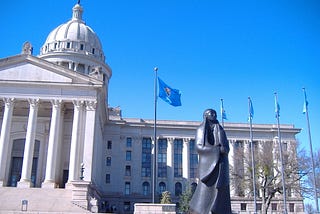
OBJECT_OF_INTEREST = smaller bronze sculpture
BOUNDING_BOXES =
[189,109,232,214]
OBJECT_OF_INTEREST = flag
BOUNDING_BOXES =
[303,89,308,114]
[303,100,308,114]
[158,77,181,107]
[274,94,280,118]
[248,97,254,120]
[220,99,227,120]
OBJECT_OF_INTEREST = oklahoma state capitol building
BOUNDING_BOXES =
[0,2,305,214]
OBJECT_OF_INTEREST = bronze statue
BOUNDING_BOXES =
[189,109,232,214]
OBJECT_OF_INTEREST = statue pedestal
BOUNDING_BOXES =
[134,203,176,214]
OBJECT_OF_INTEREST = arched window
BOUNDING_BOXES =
[142,182,150,196]
[159,182,166,193]
[175,182,182,196]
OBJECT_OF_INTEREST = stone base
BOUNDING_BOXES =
[134,203,176,214]
[41,181,57,188]
[17,180,32,188]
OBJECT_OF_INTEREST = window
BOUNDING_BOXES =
[189,139,198,178]
[80,44,84,50]
[175,182,182,196]
[289,203,294,212]
[141,138,152,177]
[67,42,71,48]
[126,151,131,161]
[125,182,130,195]
[125,165,131,176]
[283,142,288,151]
[142,182,150,195]
[124,202,130,212]
[234,140,245,197]
[126,137,132,147]
[158,139,167,177]
[271,203,277,211]
[191,183,197,193]
[107,141,112,149]
[92,48,95,54]
[105,174,110,183]
[257,203,262,211]
[240,203,247,211]
[106,157,111,166]
[234,140,243,148]
[174,139,183,177]
[287,187,292,197]
[159,182,166,193]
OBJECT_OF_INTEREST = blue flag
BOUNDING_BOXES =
[303,100,308,114]
[303,89,308,114]
[158,77,181,107]
[248,97,254,120]
[274,95,280,118]
[220,99,227,120]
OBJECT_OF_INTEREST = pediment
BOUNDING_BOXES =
[0,61,74,83]
[0,54,103,85]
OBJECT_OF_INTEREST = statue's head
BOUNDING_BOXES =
[203,109,217,122]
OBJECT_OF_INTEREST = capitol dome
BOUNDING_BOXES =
[39,3,111,80]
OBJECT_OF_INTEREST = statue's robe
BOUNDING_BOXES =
[189,121,232,214]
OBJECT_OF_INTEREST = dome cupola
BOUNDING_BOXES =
[39,2,111,81]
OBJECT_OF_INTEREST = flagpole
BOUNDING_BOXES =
[220,98,224,127]
[303,88,319,212]
[274,92,287,214]
[153,67,158,203]
[248,97,257,213]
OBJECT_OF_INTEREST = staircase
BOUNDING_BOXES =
[0,187,91,213]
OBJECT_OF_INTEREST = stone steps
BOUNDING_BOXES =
[0,187,90,213]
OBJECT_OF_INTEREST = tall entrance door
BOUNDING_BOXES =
[8,139,40,187]
[8,157,22,187]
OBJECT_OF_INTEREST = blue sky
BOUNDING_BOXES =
[1,0,320,155]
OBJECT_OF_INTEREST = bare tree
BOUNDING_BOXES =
[303,148,320,212]
[230,140,309,214]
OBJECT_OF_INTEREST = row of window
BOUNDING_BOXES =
[234,140,288,151]
[240,202,295,212]
[43,41,96,55]
[104,201,296,213]
[106,138,199,179]
[104,177,190,197]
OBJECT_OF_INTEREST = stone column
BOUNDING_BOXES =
[18,98,39,188]
[228,140,235,196]
[42,99,62,188]
[166,138,174,193]
[243,140,251,197]
[182,138,190,179]
[0,98,15,186]
[272,138,281,198]
[82,100,97,181]
[85,65,89,74]
[68,62,73,70]
[74,63,79,71]
[67,100,84,183]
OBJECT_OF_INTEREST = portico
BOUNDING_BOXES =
[0,53,107,189]
[0,96,98,189]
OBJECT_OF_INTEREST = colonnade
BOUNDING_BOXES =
[228,139,296,198]
[144,137,194,194]
[0,97,97,188]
